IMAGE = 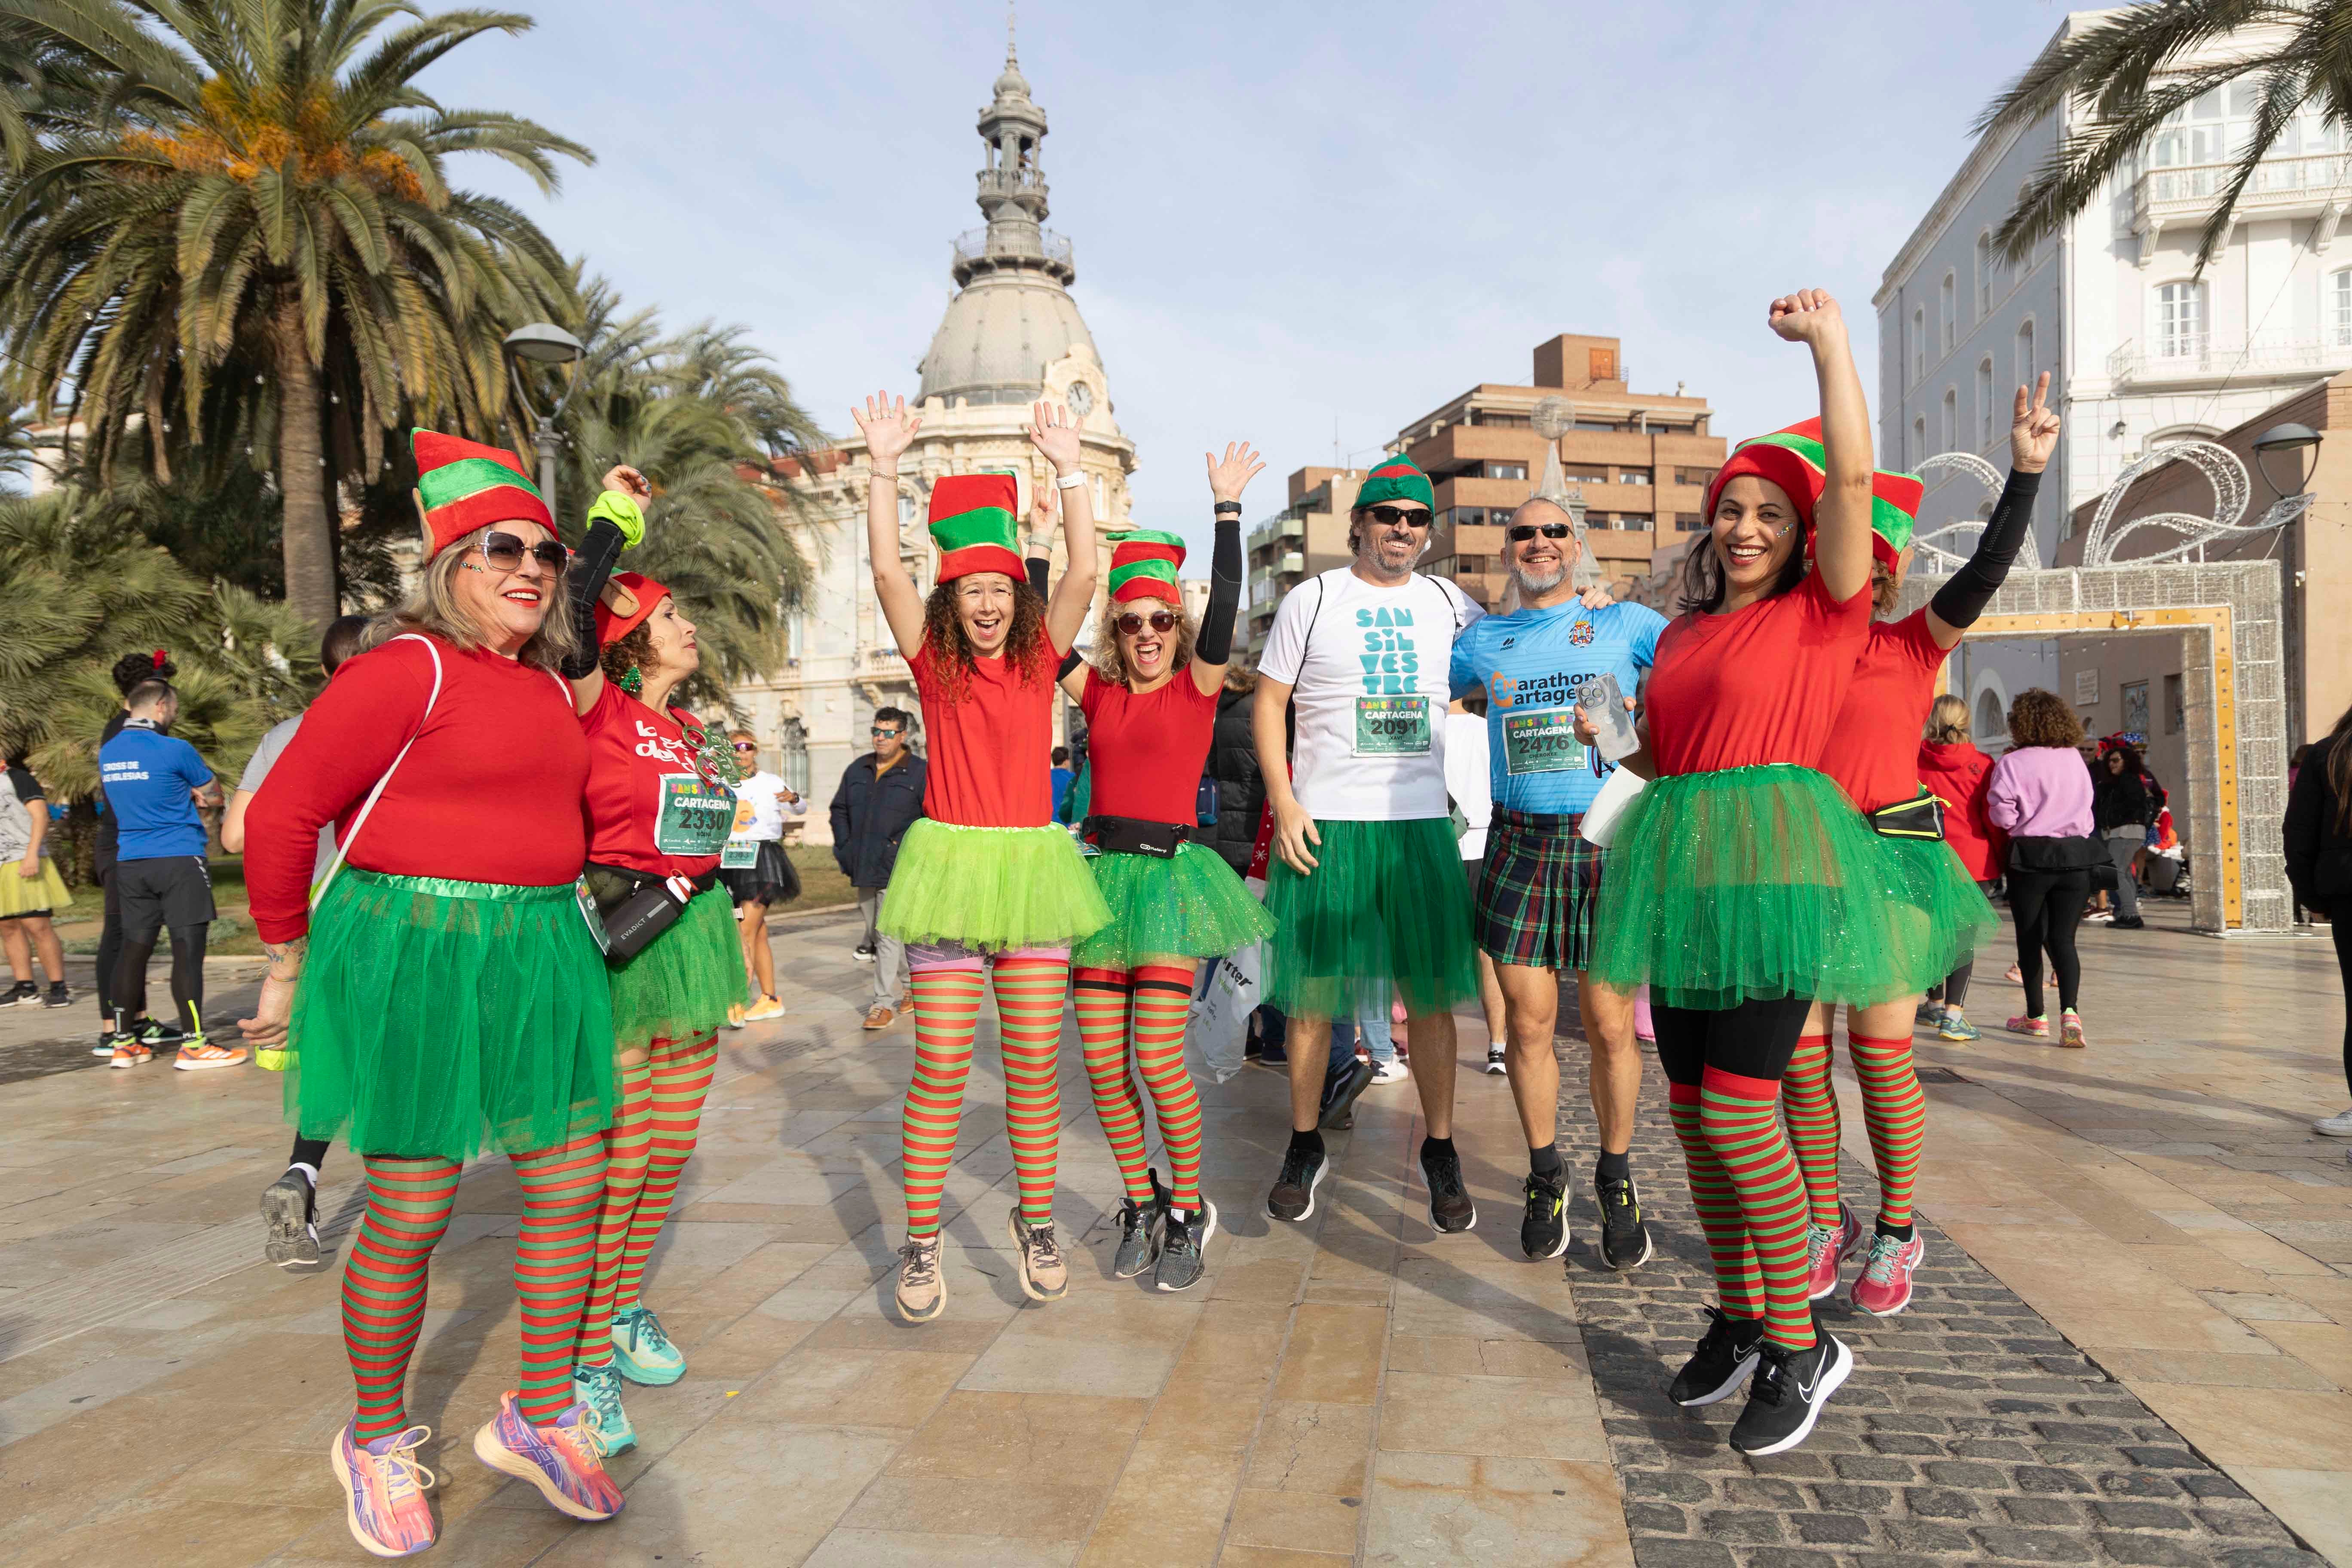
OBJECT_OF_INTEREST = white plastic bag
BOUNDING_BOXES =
[1187,932,1263,1084]
[1578,765,1648,849]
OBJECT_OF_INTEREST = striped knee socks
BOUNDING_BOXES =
[1849,1033,1925,1234]
[1666,1084,1761,1323]
[1782,1032,1844,1231]
[902,962,986,1238]
[510,1134,608,1425]
[343,1158,461,1442]
[1130,964,1205,1212]
[1698,1067,1817,1351]
[614,1037,717,1314]
[991,955,1068,1229]
[1074,967,1153,1205]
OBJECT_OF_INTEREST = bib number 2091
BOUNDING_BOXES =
[1353,695,1431,757]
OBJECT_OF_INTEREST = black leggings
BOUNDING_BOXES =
[94,865,121,1018]
[2334,916,2352,1099]
[115,922,207,1030]
[1652,995,1816,1086]
[2007,868,2088,1017]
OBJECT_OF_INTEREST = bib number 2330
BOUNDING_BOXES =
[655,773,736,856]
[1353,695,1431,756]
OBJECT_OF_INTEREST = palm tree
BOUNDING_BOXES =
[0,0,588,627]
[1976,1,2352,266]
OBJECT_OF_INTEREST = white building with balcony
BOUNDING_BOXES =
[1874,6,2345,741]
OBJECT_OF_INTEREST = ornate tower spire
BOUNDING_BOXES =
[957,15,1073,287]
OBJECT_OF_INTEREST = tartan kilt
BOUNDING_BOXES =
[1475,808,1605,971]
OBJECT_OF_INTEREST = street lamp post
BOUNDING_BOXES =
[2253,422,2320,754]
[502,322,586,515]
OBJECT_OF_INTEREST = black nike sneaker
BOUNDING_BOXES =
[1267,1142,1328,1223]
[1729,1331,1853,1455]
[1420,1141,1476,1234]
[1519,1170,1568,1260]
[1595,1168,1654,1271]
[1670,1306,1765,1407]
[1317,1055,1375,1130]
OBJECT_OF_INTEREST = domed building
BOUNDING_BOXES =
[732,33,1137,841]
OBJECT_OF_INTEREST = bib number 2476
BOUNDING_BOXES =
[1353,695,1431,756]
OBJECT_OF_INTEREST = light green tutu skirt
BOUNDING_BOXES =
[1073,841,1277,970]
[879,820,1111,952]
[606,885,742,1055]
[286,870,616,1160]
[1865,830,2000,995]
[1263,816,1478,1020]
[1586,765,1942,1011]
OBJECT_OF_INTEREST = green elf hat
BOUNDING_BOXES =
[1867,468,1925,567]
[1704,416,1828,533]
[1354,452,1435,511]
[928,472,1023,582]
[1106,529,1185,603]
[411,428,553,560]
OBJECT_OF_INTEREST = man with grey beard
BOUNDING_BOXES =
[1448,496,1666,1271]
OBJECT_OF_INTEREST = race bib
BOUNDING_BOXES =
[720,839,759,869]
[1502,708,1586,775]
[1352,695,1431,756]
[574,876,612,955]
[654,773,736,855]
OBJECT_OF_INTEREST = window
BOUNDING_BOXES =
[1912,416,1927,467]
[2156,281,2207,359]
[2015,318,2036,387]
[1563,470,1609,484]
[1485,461,1528,481]
[1675,466,1718,487]
[2333,269,2352,346]
[1617,468,1652,485]
[1977,358,1995,447]
[1573,420,1617,432]
[2165,673,2184,735]
[1940,272,1955,353]
[1975,230,1995,314]
[1675,513,1704,531]
[1912,308,1926,385]
[2122,680,2150,739]
[1941,388,1957,453]
[1976,689,2007,740]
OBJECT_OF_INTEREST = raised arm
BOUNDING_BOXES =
[564,465,653,714]
[852,393,928,656]
[1769,289,1873,604]
[1926,372,2056,649]
[1029,401,1098,654]
[1192,441,1262,695]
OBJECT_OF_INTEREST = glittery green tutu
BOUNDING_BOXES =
[605,885,742,1055]
[1263,816,1478,1020]
[1073,841,1277,969]
[879,819,1111,952]
[1866,828,2000,995]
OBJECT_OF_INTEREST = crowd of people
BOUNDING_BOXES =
[6,285,2350,1556]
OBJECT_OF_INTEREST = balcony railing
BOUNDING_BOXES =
[857,646,909,677]
[2107,332,2352,387]
[952,227,1074,269]
[2133,152,2352,229]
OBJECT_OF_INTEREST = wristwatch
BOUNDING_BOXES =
[1054,470,1087,491]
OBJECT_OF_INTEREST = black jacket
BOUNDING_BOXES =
[830,751,927,889]
[2285,735,2352,916]
[1204,687,1266,876]
[2093,770,2150,833]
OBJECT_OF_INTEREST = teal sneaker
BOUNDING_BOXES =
[1936,1011,1981,1043]
[609,1305,686,1386]
[570,1362,636,1453]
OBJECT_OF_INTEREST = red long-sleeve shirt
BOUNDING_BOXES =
[245,634,592,943]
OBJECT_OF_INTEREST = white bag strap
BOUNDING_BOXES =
[311,634,444,908]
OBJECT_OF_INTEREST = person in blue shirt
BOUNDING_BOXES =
[96,678,238,1069]
[1049,746,1076,821]
[1450,497,1665,1271]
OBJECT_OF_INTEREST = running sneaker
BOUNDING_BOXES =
[0,981,36,1007]
[2003,964,2023,983]
[1155,1200,1217,1293]
[2059,1009,2087,1049]
[723,1002,746,1030]
[108,1039,153,1068]
[2312,1107,2352,1137]
[2083,908,2115,925]
[1670,1307,1764,1407]
[1806,1200,1864,1301]
[42,981,69,1008]
[1008,1207,1069,1302]
[1850,1230,1927,1317]
[92,1031,122,1058]
[2006,1014,2049,1038]
[609,1305,685,1386]
[174,1036,249,1071]
[895,1234,945,1323]
[263,1167,324,1271]
[1915,997,1944,1026]
[1519,1169,1568,1260]
[1111,1187,1162,1280]
[744,993,785,1022]
[1317,1056,1375,1130]
[330,1419,436,1558]
[569,1363,636,1453]
[470,1392,624,1521]
[1484,1044,1508,1075]
[853,944,876,963]
[1421,1141,1476,1234]
[1728,1332,1852,1455]
[1267,1142,1327,1223]
[1595,1169,1654,1270]
[136,1016,188,1047]
[1371,1058,1409,1085]
[1937,1011,1981,1043]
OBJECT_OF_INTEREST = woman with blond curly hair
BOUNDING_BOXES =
[1987,687,2099,1046]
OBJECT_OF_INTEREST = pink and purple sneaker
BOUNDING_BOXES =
[329,1420,437,1558]
[1850,1230,1928,1316]
[472,1390,626,1521]
[1805,1200,1864,1301]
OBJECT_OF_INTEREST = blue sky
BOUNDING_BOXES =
[426,0,2079,553]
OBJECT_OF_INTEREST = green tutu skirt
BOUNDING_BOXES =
[1867,829,2000,994]
[608,886,742,1055]
[879,820,1111,952]
[286,870,616,1160]
[1073,841,1277,970]
[1586,765,1934,1011]
[1263,816,1478,1020]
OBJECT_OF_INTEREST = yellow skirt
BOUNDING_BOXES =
[0,858,70,919]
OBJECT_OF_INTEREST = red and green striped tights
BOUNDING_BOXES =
[902,952,1069,1237]
[575,1035,718,1366]
[344,1136,606,1443]
[1073,964,1207,1212]
[1781,1025,1926,1235]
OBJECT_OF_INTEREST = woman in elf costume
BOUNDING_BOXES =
[1055,444,1274,1294]
[1779,374,2055,1320]
[241,429,624,1556]
[850,392,1110,1325]
[551,471,745,1449]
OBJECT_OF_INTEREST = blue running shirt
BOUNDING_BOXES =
[1449,599,1666,815]
[98,722,214,860]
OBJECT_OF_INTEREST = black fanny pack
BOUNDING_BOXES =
[2006,834,2107,874]
[586,863,719,965]
[1084,815,1190,859]
[1867,791,1946,842]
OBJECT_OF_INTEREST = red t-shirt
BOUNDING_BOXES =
[910,639,1063,827]
[1919,739,2005,880]
[1079,667,1217,824]
[246,634,591,943]
[1815,610,1948,812]
[1645,572,1873,776]
[579,680,733,879]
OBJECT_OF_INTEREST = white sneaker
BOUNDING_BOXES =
[1372,1059,1409,1085]
[1483,1046,1508,1076]
[2313,1107,2352,1138]
[2084,910,2114,924]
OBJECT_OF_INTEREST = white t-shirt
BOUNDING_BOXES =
[1443,710,1492,860]
[239,712,337,882]
[1259,567,1484,821]
[729,771,805,842]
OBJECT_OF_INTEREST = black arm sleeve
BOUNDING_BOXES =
[1929,467,2041,630]
[1194,514,1243,666]
[559,518,629,679]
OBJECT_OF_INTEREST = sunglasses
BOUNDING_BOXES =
[1115,610,1178,636]
[1508,523,1573,542]
[1363,505,1432,529]
[479,530,571,573]
[871,727,902,738]
[731,741,757,753]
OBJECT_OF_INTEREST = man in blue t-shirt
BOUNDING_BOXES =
[96,679,238,1069]
[1449,497,1665,1271]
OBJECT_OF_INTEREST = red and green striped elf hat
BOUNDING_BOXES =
[1106,529,1185,603]
[1355,452,1435,511]
[1702,420,1926,567]
[928,472,1022,583]
[1867,468,1925,567]
[411,428,553,560]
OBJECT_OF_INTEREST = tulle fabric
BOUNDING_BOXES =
[0,857,69,917]
[1072,841,1277,969]
[607,887,743,1054]
[878,820,1110,952]
[1263,816,1479,1020]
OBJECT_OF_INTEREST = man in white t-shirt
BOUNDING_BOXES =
[1253,452,1485,1233]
